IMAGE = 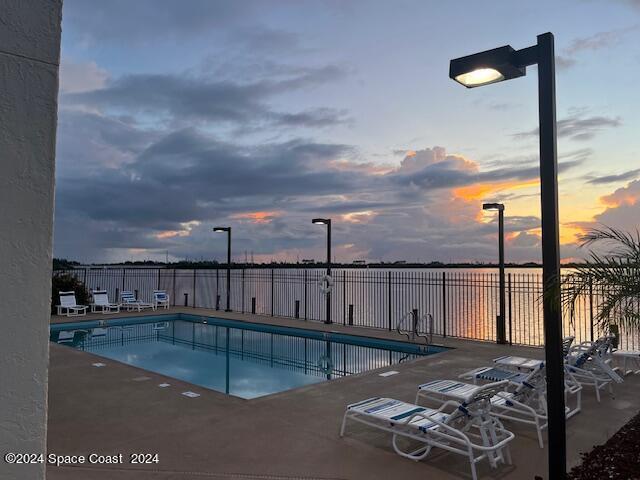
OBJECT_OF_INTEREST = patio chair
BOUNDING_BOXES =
[56,291,88,317]
[152,290,170,310]
[340,393,514,480]
[566,337,623,401]
[120,290,154,312]
[418,373,581,449]
[90,289,120,314]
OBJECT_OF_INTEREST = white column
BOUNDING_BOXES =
[0,1,62,479]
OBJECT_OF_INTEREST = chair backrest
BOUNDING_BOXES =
[562,336,575,357]
[153,290,168,301]
[120,290,137,303]
[59,291,78,307]
[92,290,109,306]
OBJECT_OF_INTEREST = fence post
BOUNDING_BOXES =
[184,293,188,307]
[157,268,161,290]
[251,297,256,314]
[271,268,274,317]
[192,269,196,308]
[508,273,512,345]
[343,270,346,325]
[122,268,126,292]
[387,271,392,331]
[242,268,245,313]
[295,300,300,319]
[348,304,354,326]
[172,269,176,306]
[304,269,308,320]
[589,276,594,341]
[442,272,447,338]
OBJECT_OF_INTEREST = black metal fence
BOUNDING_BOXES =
[53,267,640,350]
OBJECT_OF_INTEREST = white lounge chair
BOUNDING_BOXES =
[340,393,514,480]
[56,291,88,317]
[152,290,170,310]
[90,290,120,314]
[566,337,623,401]
[419,371,581,449]
[120,290,154,311]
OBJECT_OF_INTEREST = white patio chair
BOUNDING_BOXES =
[56,291,88,317]
[152,290,170,310]
[566,337,623,401]
[340,393,514,480]
[90,290,120,314]
[120,290,154,312]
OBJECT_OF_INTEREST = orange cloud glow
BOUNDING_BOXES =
[454,179,539,201]
[230,211,279,224]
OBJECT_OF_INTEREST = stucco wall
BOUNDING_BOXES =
[0,1,62,479]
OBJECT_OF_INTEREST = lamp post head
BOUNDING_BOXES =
[482,203,505,212]
[450,45,526,88]
[213,226,230,233]
[312,218,330,225]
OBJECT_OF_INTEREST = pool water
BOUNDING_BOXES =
[50,314,447,399]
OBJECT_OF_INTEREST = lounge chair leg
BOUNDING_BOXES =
[468,452,478,480]
[339,412,349,437]
[536,418,544,449]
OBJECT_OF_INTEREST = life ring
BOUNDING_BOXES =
[317,355,334,375]
[318,274,334,294]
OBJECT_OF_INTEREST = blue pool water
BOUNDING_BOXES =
[50,314,448,399]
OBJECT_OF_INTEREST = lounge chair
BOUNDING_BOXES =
[152,290,170,310]
[341,391,514,480]
[56,291,88,317]
[90,290,120,314]
[418,372,580,449]
[566,336,623,401]
[120,290,154,311]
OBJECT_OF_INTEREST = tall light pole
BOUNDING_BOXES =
[483,203,506,345]
[450,33,565,478]
[213,226,232,312]
[312,218,332,324]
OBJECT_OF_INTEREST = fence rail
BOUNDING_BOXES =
[53,267,640,350]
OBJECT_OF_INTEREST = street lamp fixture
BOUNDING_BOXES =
[312,218,332,324]
[213,226,232,312]
[483,203,507,345]
[451,33,565,478]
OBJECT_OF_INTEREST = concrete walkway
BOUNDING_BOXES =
[47,308,640,479]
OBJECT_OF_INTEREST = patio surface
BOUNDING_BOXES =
[47,308,640,479]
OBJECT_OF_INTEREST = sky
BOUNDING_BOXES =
[54,0,640,264]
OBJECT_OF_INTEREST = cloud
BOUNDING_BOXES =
[63,66,348,131]
[54,122,571,263]
[60,58,109,94]
[62,0,263,45]
[556,26,638,70]
[512,111,621,142]
[586,169,640,185]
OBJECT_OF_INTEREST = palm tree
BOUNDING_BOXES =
[561,226,640,334]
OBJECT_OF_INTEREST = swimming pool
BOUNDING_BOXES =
[50,314,448,399]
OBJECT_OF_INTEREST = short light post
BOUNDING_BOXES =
[483,203,506,345]
[450,33,565,477]
[312,218,332,324]
[213,227,232,312]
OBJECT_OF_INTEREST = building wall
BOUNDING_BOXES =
[0,1,62,479]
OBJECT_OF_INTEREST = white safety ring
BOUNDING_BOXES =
[318,274,334,294]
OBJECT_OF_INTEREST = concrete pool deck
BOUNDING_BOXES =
[47,308,640,479]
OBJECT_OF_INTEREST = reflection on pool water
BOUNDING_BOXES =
[50,315,448,399]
